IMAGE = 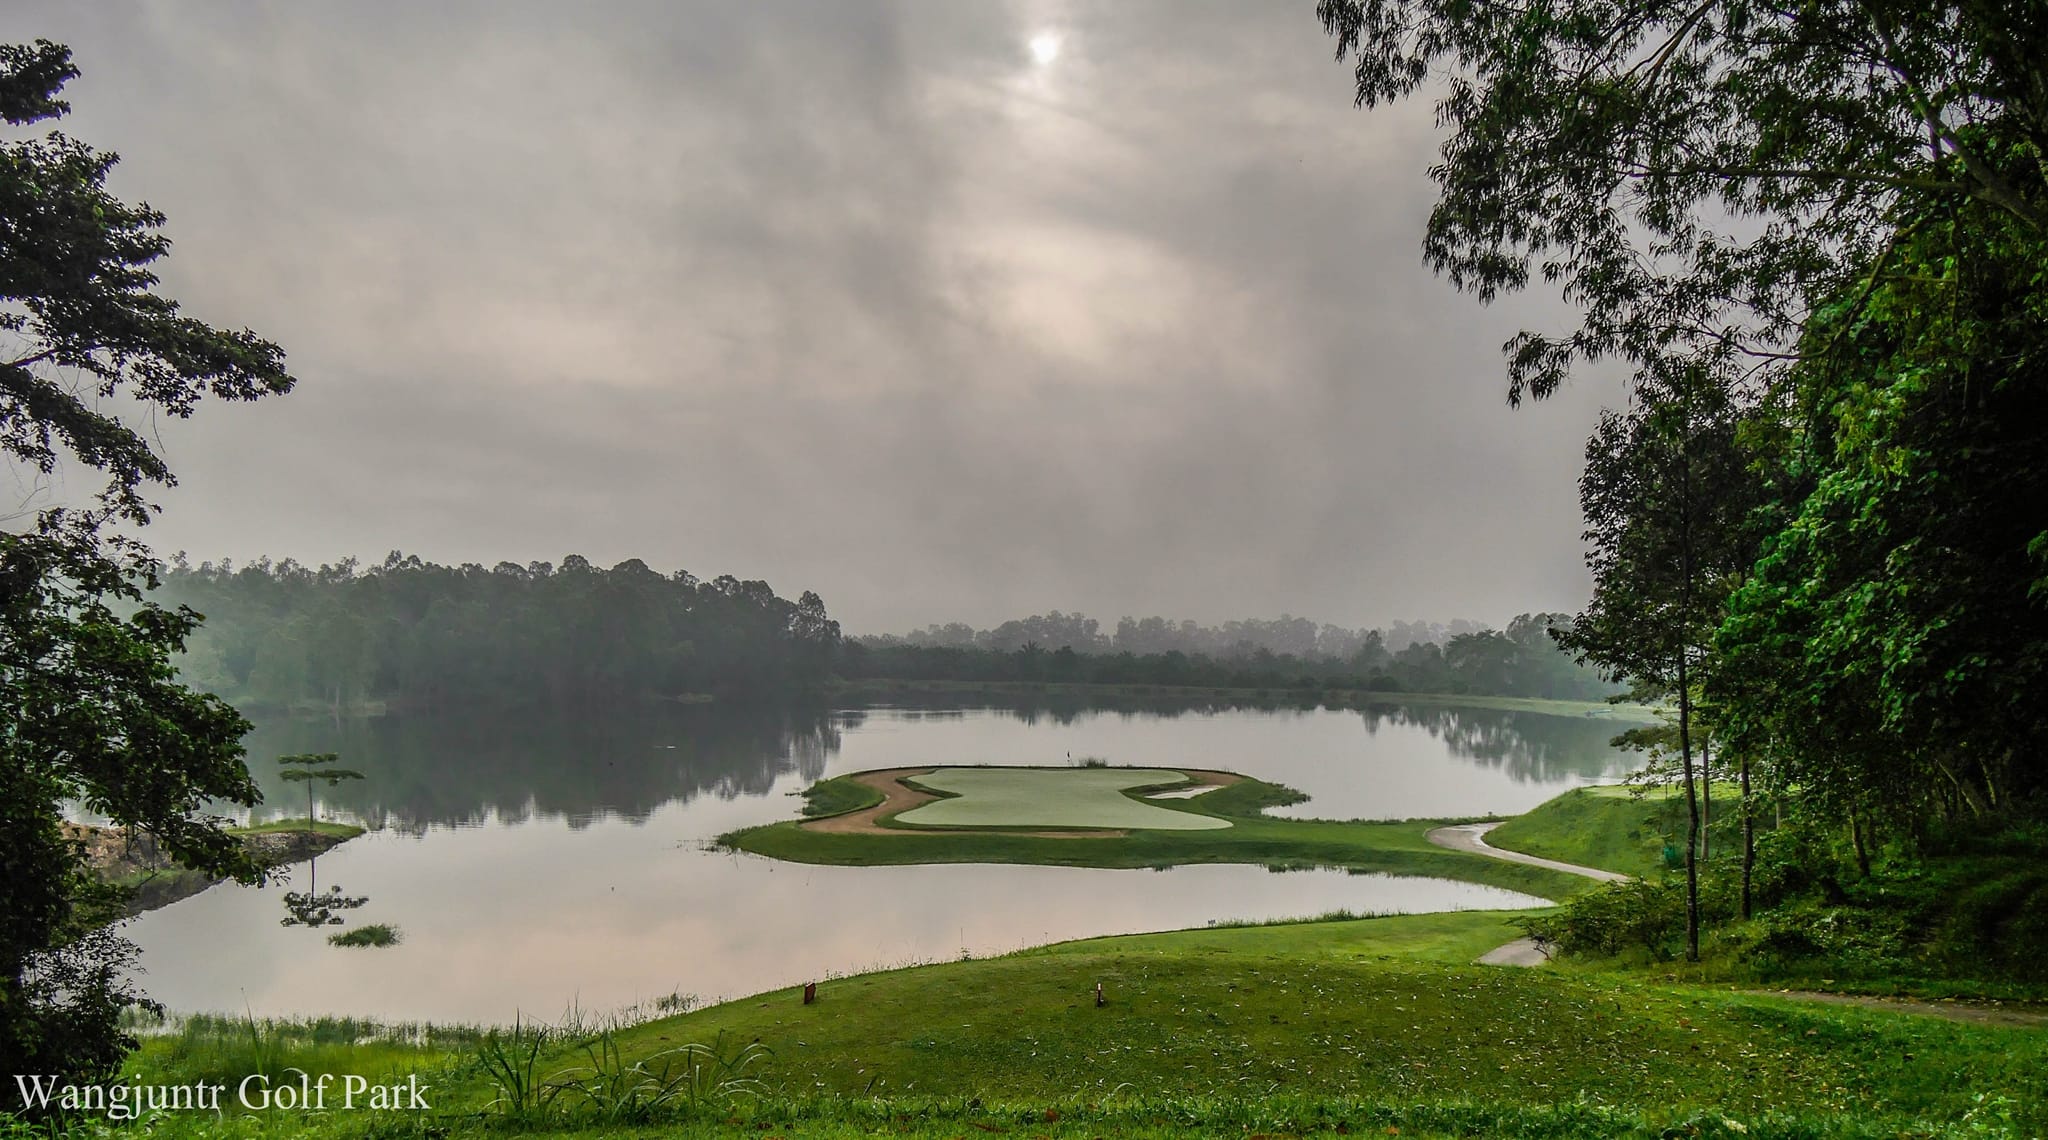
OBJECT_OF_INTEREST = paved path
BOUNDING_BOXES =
[1426,821,1632,883]
[1426,820,1630,968]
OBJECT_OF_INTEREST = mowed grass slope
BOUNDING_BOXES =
[119,916,2048,1137]
[116,912,2048,1139]
[1485,783,1746,878]
[609,913,2043,1126]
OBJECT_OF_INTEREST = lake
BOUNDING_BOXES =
[121,698,1642,1024]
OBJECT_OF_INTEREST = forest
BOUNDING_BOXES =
[1315,0,2048,972]
[848,611,1614,699]
[150,556,1612,709]
[149,553,843,710]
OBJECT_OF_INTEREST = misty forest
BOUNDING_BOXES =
[3,2,2046,1139]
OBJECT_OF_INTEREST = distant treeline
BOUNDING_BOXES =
[848,612,1615,701]
[154,555,1610,709]
[154,553,841,710]
[871,613,1495,658]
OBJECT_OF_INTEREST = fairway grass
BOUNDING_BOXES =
[896,767,1232,830]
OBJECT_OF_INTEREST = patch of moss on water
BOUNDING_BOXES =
[327,923,401,948]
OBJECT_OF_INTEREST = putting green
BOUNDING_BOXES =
[894,767,1233,831]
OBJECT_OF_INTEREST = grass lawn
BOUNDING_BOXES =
[1484,783,1749,878]
[114,910,2046,1139]
[896,767,1231,830]
[102,788,2046,1139]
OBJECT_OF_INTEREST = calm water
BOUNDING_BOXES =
[122,699,1640,1024]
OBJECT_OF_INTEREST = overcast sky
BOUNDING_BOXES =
[14,1,1626,634]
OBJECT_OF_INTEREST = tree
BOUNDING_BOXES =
[1,39,295,1089]
[1555,369,1762,958]
[1318,0,2048,915]
[1715,192,2048,833]
[1316,0,2046,406]
[277,753,365,824]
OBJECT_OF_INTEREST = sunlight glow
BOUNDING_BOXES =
[1029,32,1061,66]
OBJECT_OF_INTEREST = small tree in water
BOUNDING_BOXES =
[277,753,364,824]
[274,754,370,928]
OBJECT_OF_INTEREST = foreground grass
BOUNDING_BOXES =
[100,911,2043,1139]
[730,776,1589,901]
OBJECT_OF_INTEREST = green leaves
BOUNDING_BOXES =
[1,40,296,1090]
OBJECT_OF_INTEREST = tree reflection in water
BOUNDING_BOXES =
[278,855,368,928]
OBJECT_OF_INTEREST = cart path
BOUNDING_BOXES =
[1425,821,1632,883]
[1427,820,1628,968]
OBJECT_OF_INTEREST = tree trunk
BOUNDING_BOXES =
[1849,809,1871,877]
[1739,752,1754,921]
[1700,739,1712,863]
[1678,652,1701,962]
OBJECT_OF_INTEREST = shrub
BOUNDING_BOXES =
[1520,879,1687,960]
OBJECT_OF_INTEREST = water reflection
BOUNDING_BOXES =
[229,696,1643,829]
[237,702,839,832]
[131,839,1549,1024]
[1357,703,1633,784]
[124,697,1642,1022]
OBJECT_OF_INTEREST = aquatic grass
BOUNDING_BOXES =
[1200,907,1393,929]
[327,922,401,948]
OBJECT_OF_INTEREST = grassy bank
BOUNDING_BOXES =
[100,910,2044,1139]
[729,774,1590,901]
[1484,783,1745,878]
[1489,786,2048,1003]
[70,790,2044,1138]
[103,820,367,917]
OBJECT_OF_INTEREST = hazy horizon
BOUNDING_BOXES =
[13,2,1625,633]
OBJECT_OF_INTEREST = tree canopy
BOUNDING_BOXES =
[1320,0,2048,963]
[0,39,296,1088]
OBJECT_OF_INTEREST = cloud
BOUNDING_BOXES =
[15,0,1617,631]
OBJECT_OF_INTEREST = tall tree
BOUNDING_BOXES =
[1715,190,2048,833]
[1318,0,2048,891]
[1557,369,1761,958]
[0,39,295,1086]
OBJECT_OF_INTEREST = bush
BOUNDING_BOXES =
[0,930,158,1119]
[1519,879,1687,960]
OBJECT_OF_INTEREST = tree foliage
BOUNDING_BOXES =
[1,40,294,1089]
[1716,191,2048,826]
[1318,0,2048,962]
[153,553,843,710]
[1318,0,2046,402]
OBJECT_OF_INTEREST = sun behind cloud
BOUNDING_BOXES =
[1028,31,1061,66]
